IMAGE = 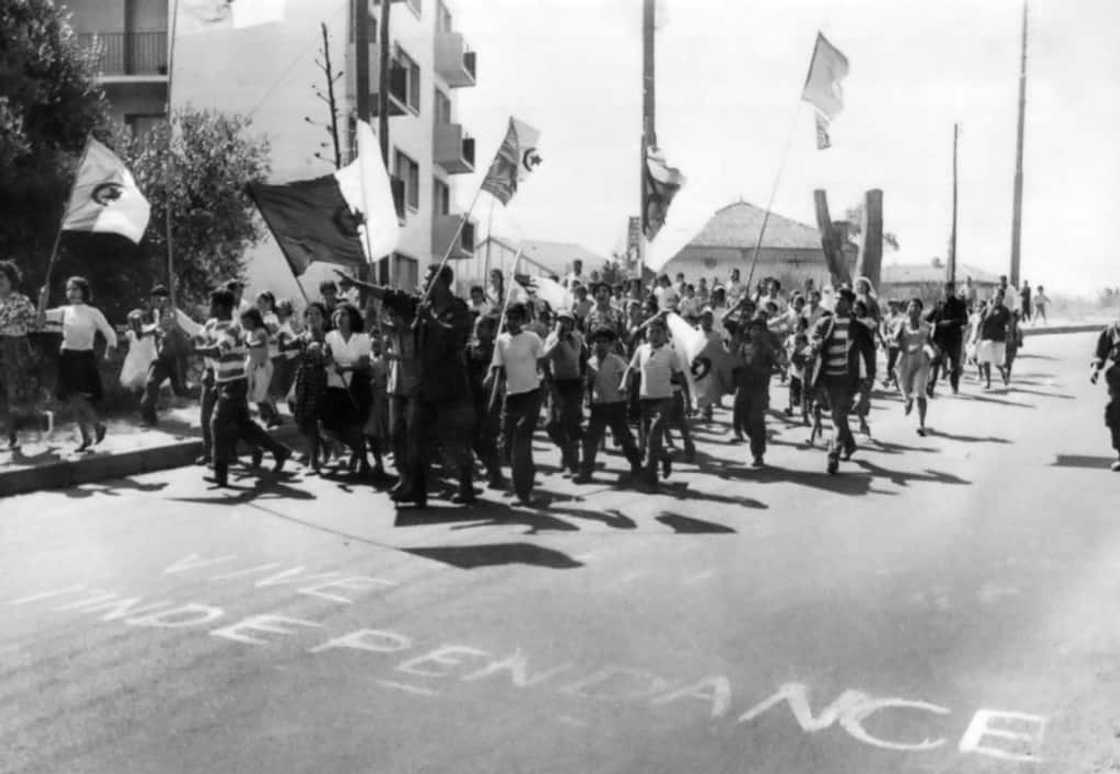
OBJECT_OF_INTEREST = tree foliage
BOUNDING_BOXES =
[124,108,271,313]
[0,0,110,270]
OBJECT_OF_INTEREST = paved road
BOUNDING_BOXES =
[2,332,1117,774]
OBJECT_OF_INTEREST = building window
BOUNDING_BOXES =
[405,0,422,20]
[437,1,452,32]
[433,177,450,216]
[125,113,166,141]
[379,252,419,289]
[434,88,451,124]
[395,45,421,114]
[394,150,420,212]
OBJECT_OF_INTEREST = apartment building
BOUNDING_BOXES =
[67,0,478,302]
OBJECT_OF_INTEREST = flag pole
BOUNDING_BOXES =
[744,99,804,292]
[487,246,523,412]
[164,0,181,305]
[411,183,484,321]
[39,135,95,315]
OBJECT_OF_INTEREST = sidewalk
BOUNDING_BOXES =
[0,404,298,498]
[0,322,1109,498]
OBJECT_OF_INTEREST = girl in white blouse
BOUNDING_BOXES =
[40,276,118,451]
[322,303,372,475]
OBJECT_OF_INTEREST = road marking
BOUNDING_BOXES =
[557,715,589,727]
[376,680,439,697]
[7,585,86,605]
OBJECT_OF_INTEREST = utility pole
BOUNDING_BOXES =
[378,0,392,285]
[1009,0,1028,287]
[639,0,655,284]
[949,123,959,284]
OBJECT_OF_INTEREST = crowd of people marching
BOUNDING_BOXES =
[1,256,1119,498]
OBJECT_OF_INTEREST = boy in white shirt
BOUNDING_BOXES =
[486,303,546,505]
[625,316,681,487]
[575,327,642,483]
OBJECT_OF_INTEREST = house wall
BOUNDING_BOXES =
[664,247,858,291]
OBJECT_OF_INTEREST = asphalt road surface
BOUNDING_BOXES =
[2,332,1118,774]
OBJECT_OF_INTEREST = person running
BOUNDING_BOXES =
[486,302,545,506]
[926,280,969,396]
[40,276,117,452]
[808,287,862,474]
[139,284,201,426]
[976,291,1012,390]
[1033,285,1049,324]
[542,309,586,475]
[0,260,41,451]
[575,327,643,483]
[195,289,290,487]
[1089,317,1120,471]
[881,300,903,389]
[322,303,372,476]
[787,316,812,423]
[732,314,786,467]
[894,297,935,435]
[625,316,680,488]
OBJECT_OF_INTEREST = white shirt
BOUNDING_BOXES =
[629,342,677,399]
[999,288,1020,314]
[493,330,543,395]
[324,329,371,388]
[45,304,118,351]
[655,285,680,311]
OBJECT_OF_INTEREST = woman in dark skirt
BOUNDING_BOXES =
[41,276,118,451]
[286,302,329,472]
[322,303,372,476]
[0,260,43,450]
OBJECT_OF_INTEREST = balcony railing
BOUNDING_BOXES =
[434,32,476,88]
[78,31,168,77]
[434,123,475,174]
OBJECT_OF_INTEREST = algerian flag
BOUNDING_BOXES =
[481,117,542,206]
[665,312,706,410]
[801,32,849,150]
[178,0,285,34]
[61,138,151,244]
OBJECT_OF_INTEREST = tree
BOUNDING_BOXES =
[844,203,900,251]
[0,0,111,277]
[304,22,344,169]
[126,108,272,313]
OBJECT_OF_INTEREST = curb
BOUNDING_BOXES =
[1022,324,1105,337]
[0,425,301,499]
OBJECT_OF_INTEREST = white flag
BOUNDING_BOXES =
[61,138,150,244]
[178,0,284,34]
[528,275,572,313]
[332,120,401,262]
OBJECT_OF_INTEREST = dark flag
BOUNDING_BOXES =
[247,176,366,276]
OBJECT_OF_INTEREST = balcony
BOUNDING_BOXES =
[433,123,475,174]
[78,31,168,79]
[433,213,476,260]
[434,32,476,88]
[346,45,410,116]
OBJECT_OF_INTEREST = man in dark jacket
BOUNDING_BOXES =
[1090,318,1120,471]
[925,280,969,395]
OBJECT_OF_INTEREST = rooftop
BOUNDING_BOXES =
[478,237,609,276]
[881,261,1002,285]
[674,200,827,254]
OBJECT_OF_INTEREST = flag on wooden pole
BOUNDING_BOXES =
[61,138,151,244]
[642,145,686,241]
[480,117,542,206]
[801,32,849,150]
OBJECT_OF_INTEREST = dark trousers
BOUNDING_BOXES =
[389,394,411,482]
[199,369,217,456]
[734,386,769,459]
[140,354,188,421]
[821,373,856,460]
[407,396,475,495]
[931,335,963,391]
[638,397,672,481]
[502,388,542,501]
[581,402,641,473]
[885,347,900,382]
[546,379,584,470]
[788,375,803,408]
[211,379,286,470]
[1106,366,1120,453]
[472,394,502,481]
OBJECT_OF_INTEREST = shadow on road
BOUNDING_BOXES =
[169,470,315,505]
[926,430,1011,444]
[957,393,1036,409]
[63,478,170,498]
[1052,454,1117,470]
[402,542,584,570]
[656,512,737,534]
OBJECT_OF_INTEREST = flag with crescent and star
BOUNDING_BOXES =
[480,117,542,206]
[247,121,399,277]
[61,137,151,244]
[801,32,849,150]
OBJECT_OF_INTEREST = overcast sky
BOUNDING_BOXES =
[453,0,1120,294]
